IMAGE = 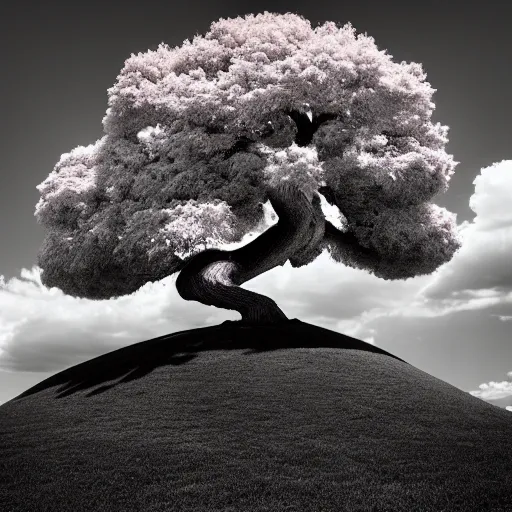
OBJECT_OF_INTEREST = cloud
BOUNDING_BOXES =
[506,406,512,412]
[469,371,512,400]
[491,314,512,322]
[340,159,512,337]
[419,160,512,300]
[1,160,511,374]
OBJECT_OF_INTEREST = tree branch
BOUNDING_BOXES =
[285,110,339,147]
[323,220,380,268]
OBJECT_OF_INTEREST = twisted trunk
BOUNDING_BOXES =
[175,182,322,324]
[174,181,377,324]
[175,108,349,324]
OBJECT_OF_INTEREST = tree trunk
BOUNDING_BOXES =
[175,182,322,324]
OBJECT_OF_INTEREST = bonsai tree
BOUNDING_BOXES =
[34,12,462,324]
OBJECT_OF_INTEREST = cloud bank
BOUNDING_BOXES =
[469,371,512,401]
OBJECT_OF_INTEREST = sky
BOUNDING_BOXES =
[1,0,511,408]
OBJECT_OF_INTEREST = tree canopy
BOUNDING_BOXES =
[35,11,462,300]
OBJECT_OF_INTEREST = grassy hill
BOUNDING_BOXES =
[1,319,511,511]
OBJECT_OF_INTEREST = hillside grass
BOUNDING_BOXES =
[1,322,511,511]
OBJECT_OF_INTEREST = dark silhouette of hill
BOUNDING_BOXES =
[1,319,511,511]
[8,319,406,400]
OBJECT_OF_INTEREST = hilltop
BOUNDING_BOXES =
[1,319,511,511]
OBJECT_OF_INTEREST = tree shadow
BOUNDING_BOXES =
[12,319,407,401]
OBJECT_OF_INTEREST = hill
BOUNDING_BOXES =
[1,319,511,511]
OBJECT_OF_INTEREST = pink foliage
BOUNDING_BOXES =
[35,11,461,298]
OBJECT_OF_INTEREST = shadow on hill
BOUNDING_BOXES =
[12,318,407,402]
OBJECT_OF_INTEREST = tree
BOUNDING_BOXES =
[34,11,462,324]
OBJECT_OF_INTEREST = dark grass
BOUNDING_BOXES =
[1,319,511,511]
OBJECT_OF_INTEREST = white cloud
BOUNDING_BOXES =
[419,160,512,300]
[1,161,511,375]
[506,406,512,412]
[491,314,512,322]
[0,267,221,372]
[469,371,512,400]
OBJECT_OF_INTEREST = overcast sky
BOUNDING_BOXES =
[1,0,511,408]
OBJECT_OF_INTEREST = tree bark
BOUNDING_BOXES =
[175,182,322,324]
